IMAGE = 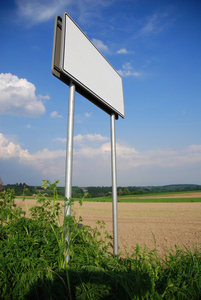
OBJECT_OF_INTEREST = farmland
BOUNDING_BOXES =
[16,191,201,256]
[1,184,201,299]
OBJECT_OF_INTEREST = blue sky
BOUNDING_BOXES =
[0,0,201,187]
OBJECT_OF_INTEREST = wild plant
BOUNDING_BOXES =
[0,180,67,298]
[0,188,25,225]
[0,180,200,299]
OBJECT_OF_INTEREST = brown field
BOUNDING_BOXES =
[15,193,201,256]
[126,192,201,199]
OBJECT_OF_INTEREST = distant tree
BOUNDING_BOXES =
[0,177,3,192]
[133,189,144,195]
[123,187,130,195]
[24,188,31,196]
[118,189,123,196]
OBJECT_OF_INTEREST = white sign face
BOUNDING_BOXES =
[58,12,125,118]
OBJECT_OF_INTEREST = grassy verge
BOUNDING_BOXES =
[1,180,201,299]
[17,190,201,203]
[71,197,201,203]
[129,190,201,197]
[117,197,201,203]
[18,196,201,203]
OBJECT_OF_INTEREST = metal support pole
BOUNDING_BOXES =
[64,80,75,263]
[110,113,118,255]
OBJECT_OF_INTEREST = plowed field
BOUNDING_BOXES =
[15,194,201,256]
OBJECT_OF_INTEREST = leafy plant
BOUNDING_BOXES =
[0,188,25,225]
[0,180,200,299]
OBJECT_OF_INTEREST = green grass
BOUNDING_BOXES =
[19,189,201,203]
[75,190,201,203]
[1,180,201,299]
[118,197,201,203]
[22,196,201,203]
[130,189,201,197]
[71,197,201,203]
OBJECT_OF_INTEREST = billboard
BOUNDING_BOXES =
[52,12,125,118]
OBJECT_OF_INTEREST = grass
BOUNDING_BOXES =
[118,197,201,203]
[130,189,201,197]
[78,197,201,203]
[20,196,201,203]
[17,189,201,203]
[1,180,201,299]
[83,189,201,202]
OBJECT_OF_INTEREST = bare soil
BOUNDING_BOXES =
[72,201,201,256]
[126,192,201,199]
[15,196,201,256]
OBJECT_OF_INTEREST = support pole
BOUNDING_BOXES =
[64,80,75,263]
[110,113,118,255]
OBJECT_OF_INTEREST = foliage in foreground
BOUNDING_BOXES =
[0,180,201,299]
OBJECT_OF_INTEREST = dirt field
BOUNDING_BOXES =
[15,194,201,256]
[126,192,201,199]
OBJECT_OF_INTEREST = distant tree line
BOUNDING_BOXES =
[2,183,37,196]
[1,180,201,198]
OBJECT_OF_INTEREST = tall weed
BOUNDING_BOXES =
[0,180,200,299]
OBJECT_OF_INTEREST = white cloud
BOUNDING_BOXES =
[84,112,92,118]
[53,133,108,145]
[117,63,141,78]
[116,48,128,54]
[38,94,50,101]
[74,133,109,144]
[73,139,201,171]
[16,0,71,24]
[15,0,112,26]
[116,48,135,55]
[0,73,46,117]
[75,112,92,123]
[50,111,63,118]
[91,38,110,54]
[75,0,112,24]
[1,132,201,186]
[141,13,159,35]
[53,137,66,143]
[0,133,65,178]
[0,133,31,160]
[139,9,175,37]
[116,145,201,170]
[22,148,66,178]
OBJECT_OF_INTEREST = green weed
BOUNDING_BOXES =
[0,180,200,299]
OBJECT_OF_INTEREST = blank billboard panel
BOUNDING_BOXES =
[58,12,124,118]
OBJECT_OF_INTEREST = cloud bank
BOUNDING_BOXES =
[0,73,47,117]
[1,133,201,186]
